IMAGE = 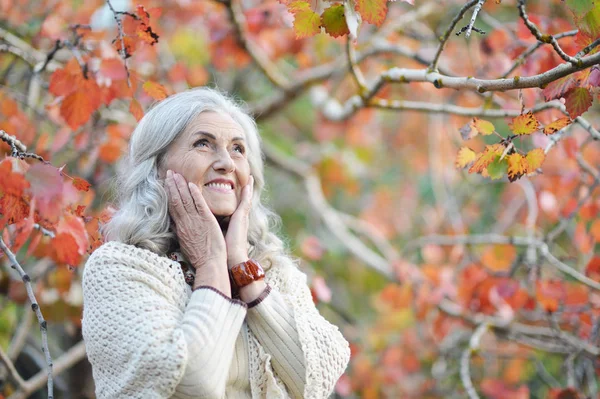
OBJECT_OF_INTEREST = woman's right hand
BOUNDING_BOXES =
[165,170,227,274]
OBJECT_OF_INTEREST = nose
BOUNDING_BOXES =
[212,148,235,174]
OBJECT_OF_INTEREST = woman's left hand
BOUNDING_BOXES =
[225,176,254,268]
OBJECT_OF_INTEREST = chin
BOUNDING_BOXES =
[209,207,235,217]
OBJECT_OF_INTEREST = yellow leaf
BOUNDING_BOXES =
[455,147,476,168]
[469,144,504,174]
[472,118,495,136]
[288,1,321,39]
[543,117,572,135]
[525,148,546,173]
[506,153,527,181]
[509,112,540,135]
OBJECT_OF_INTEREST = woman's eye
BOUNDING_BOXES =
[194,139,209,148]
[233,144,245,154]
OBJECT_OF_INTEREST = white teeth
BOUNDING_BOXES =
[206,182,232,190]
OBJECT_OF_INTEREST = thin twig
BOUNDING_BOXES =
[462,0,486,38]
[0,345,26,389]
[106,0,131,87]
[461,323,488,399]
[0,237,54,398]
[517,0,580,65]
[430,0,480,71]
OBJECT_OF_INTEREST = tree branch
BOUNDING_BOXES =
[0,237,54,398]
[517,0,580,66]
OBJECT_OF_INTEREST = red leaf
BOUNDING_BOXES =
[564,87,593,118]
[542,75,579,101]
[72,177,91,192]
[0,194,30,226]
[26,163,63,200]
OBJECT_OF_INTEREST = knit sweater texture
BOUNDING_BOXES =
[82,241,350,398]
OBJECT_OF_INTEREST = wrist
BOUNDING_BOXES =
[228,253,249,268]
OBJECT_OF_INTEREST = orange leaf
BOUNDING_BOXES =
[536,280,565,313]
[509,112,540,135]
[72,177,91,192]
[481,245,516,272]
[524,148,545,173]
[585,256,600,282]
[356,0,388,26]
[99,140,125,163]
[0,159,30,196]
[60,88,101,130]
[52,232,82,266]
[591,219,600,243]
[0,194,30,226]
[506,153,527,181]
[129,99,144,121]
[543,117,572,135]
[455,147,476,168]
[468,144,504,174]
[143,81,168,100]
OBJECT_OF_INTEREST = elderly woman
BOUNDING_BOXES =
[81,87,350,398]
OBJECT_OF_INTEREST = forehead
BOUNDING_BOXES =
[183,111,245,140]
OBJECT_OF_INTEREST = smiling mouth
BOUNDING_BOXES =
[205,182,234,191]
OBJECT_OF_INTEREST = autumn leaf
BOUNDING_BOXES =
[455,147,476,168]
[591,219,600,243]
[481,245,516,272]
[543,117,572,135]
[288,1,321,38]
[564,87,593,118]
[459,118,495,140]
[72,177,91,192]
[542,74,579,101]
[566,0,595,19]
[469,144,504,174]
[486,156,508,180]
[356,0,388,26]
[143,81,168,100]
[130,99,144,121]
[509,112,540,135]
[0,159,30,197]
[61,85,102,130]
[52,232,82,265]
[321,4,349,38]
[0,194,30,226]
[506,153,527,181]
[536,280,565,313]
[525,148,546,173]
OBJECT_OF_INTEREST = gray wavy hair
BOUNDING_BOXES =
[103,87,289,270]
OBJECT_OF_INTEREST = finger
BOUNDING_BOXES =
[166,170,184,219]
[188,182,211,216]
[232,176,253,219]
[173,172,197,214]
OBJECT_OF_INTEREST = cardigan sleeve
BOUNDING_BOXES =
[259,263,351,398]
[246,285,306,398]
[82,248,247,399]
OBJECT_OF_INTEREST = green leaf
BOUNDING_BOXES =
[566,0,595,19]
[288,1,321,39]
[356,0,388,26]
[487,156,508,180]
[579,4,600,39]
[564,87,594,118]
[321,4,350,38]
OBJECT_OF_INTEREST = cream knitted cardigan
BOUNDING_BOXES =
[82,241,350,398]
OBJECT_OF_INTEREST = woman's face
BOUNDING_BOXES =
[160,111,251,217]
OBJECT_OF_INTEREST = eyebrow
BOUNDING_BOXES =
[193,131,245,142]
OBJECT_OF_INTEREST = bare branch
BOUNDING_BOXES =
[459,0,486,39]
[501,30,578,78]
[461,323,488,399]
[0,236,54,398]
[430,0,480,71]
[106,0,131,86]
[9,341,87,399]
[0,345,26,390]
[517,0,580,65]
